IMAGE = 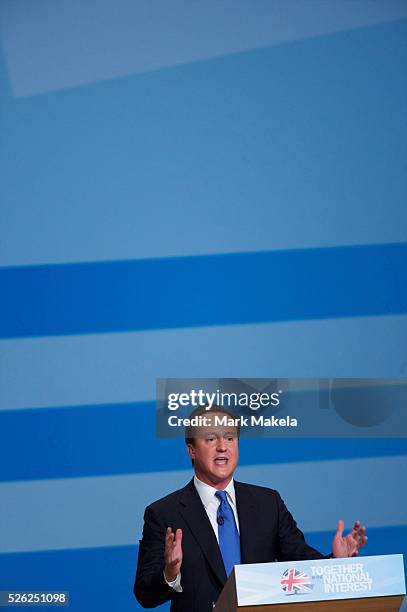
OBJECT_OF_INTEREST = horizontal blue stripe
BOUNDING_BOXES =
[1,243,407,338]
[0,526,406,612]
[0,401,406,482]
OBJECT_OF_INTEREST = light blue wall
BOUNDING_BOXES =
[0,2,406,610]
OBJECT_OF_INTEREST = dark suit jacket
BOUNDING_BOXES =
[134,479,324,611]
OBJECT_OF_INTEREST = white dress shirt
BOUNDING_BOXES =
[193,475,240,539]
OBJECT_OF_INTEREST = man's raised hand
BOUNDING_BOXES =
[164,527,183,582]
[332,520,368,558]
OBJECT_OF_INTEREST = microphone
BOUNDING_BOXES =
[217,516,224,525]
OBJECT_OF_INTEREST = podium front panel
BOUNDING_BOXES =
[234,554,405,607]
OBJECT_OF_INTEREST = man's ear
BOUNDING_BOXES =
[186,443,195,461]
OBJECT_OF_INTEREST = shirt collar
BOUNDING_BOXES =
[193,475,236,508]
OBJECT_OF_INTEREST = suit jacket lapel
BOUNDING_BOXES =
[179,479,227,586]
[235,481,258,564]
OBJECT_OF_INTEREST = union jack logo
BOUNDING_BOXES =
[280,568,313,594]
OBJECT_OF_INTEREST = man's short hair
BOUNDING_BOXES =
[185,404,240,446]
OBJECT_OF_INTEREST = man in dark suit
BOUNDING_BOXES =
[134,406,367,611]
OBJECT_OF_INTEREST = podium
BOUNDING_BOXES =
[214,555,405,611]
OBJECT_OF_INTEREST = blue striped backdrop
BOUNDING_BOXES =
[1,2,407,610]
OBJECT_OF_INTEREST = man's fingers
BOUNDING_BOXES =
[353,526,366,542]
[165,527,178,557]
[350,524,368,554]
[357,534,368,548]
[166,527,183,557]
[165,527,174,545]
[167,527,182,546]
[336,519,344,537]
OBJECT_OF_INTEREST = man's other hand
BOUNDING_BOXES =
[164,527,183,582]
[332,520,368,558]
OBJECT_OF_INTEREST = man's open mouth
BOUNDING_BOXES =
[214,457,228,465]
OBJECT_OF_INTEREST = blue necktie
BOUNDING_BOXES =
[215,490,241,576]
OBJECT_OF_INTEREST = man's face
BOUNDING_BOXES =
[187,411,239,489]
